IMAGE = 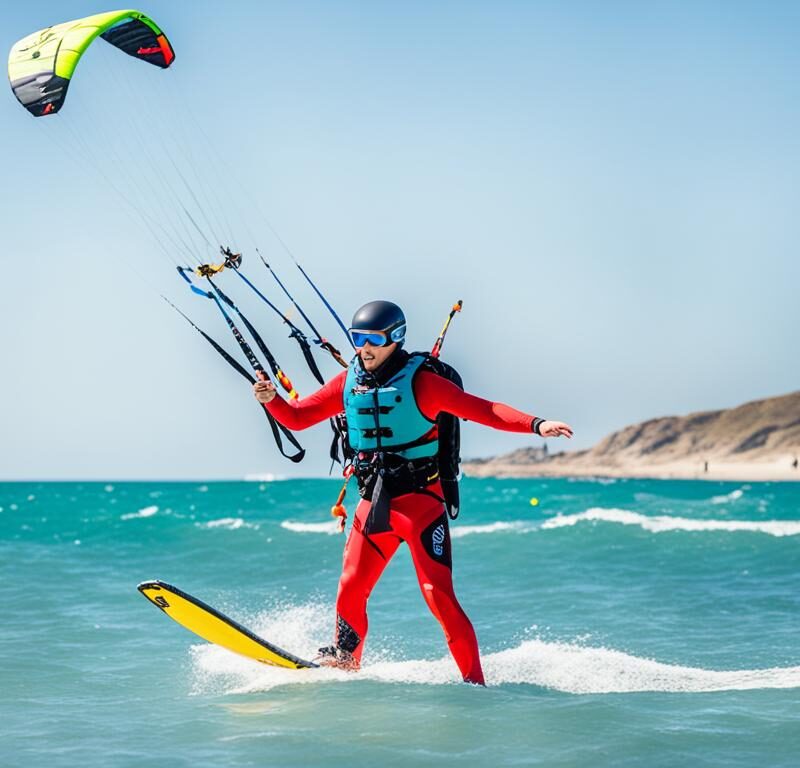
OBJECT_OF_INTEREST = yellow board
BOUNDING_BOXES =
[137,580,317,669]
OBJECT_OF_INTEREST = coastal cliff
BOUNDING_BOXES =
[463,391,800,481]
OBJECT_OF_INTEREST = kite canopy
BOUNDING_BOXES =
[8,8,175,117]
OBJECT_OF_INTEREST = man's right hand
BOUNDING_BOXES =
[253,377,277,405]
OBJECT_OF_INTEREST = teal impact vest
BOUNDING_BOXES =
[343,353,438,461]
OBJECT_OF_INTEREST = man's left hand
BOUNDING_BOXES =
[539,420,573,438]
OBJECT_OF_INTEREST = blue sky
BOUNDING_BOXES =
[2,1,798,480]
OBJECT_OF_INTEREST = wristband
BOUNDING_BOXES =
[532,417,545,436]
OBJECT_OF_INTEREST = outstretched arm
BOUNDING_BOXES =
[254,371,347,430]
[414,371,573,438]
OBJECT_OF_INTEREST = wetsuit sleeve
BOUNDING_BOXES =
[414,370,535,433]
[264,371,346,430]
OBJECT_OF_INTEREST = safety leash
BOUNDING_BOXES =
[330,464,355,533]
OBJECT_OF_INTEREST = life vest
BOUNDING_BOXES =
[341,351,462,520]
[343,352,438,460]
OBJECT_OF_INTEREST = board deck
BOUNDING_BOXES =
[137,580,318,669]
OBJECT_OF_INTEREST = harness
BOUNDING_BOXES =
[340,351,461,533]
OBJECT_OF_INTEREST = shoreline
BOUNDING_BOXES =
[462,455,800,483]
[3,457,800,486]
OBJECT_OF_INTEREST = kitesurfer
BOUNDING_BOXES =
[253,300,572,685]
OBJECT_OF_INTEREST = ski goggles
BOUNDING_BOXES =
[349,324,406,348]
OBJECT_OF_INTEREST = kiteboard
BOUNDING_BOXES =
[137,580,318,669]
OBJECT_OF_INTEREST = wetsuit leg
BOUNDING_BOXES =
[406,504,485,685]
[334,497,401,663]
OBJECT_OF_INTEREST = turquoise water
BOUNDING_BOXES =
[1,478,799,767]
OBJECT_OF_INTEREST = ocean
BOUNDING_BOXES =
[1,477,798,767]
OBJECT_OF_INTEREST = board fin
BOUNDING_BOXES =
[137,580,318,669]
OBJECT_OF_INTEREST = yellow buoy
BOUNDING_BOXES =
[530,497,539,507]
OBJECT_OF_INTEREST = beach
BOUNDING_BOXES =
[464,454,800,482]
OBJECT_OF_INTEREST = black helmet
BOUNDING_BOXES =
[349,300,406,347]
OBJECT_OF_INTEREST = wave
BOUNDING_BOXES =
[451,521,530,538]
[188,602,800,695]
[542,507,800,537]
[280,520,340,535]
[278,508,800,540]
[196,517,259,531]
[120,505,158,520]
[567,476,619,485]
[278,519,530,538]
[710,488,744,504]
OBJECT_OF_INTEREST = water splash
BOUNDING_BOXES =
[189,602,800,695]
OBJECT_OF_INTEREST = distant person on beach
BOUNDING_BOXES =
[793,456,798,470]
[254,300,572,685]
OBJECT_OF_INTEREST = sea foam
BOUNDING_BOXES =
[281,520,340,535]
[542,507,800,537]
[710,488,745,504]
[196,517,259,531]
[279,519,531,538]
[120,505,158,520]
[451,521,530,538]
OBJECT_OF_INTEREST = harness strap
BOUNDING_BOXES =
[417,487,446,505]
[363,472,391,535]
[356,521,388,560]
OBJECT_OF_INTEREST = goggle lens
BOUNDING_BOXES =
[349,329,388,348]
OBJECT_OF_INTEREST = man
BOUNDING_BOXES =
[254,300,572,685]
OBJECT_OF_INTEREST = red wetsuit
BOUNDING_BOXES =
[266,369,536,685]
